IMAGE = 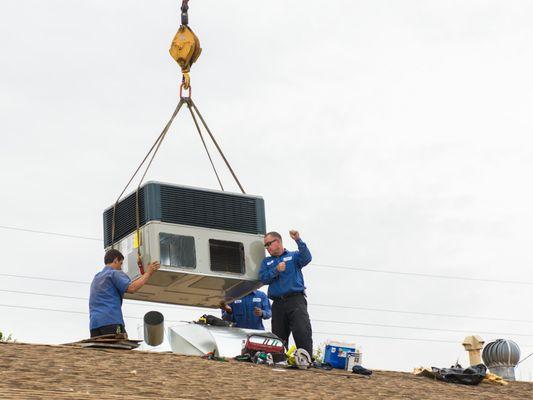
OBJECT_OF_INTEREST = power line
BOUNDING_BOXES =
[2,223,533,286]
[313,331,458,344]
[313,330,533,347]
[3,302,533,348]
[0,288,213,313]
[3,272,533,324]
[3,301,533,348]
[309,302,533,324]
[311,318,533,337]
[0,303,182,324]
[0,273,89,285]
[0,225,101,242]
[311,263,533,286]
[3,288,533,337]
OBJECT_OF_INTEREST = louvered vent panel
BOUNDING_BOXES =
[103,183,265,248]
[103,188,146,247]
[209,239,245,274]
[159,186,263,234]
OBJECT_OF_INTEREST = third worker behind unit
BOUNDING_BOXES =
[220,290,272,330]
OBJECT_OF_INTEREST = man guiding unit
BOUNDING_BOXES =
[259,230,313,357]
[89,249,160,337]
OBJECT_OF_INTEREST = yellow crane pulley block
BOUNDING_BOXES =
[169,25,202,89]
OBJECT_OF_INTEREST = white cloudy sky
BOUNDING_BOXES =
[2,0,533,377]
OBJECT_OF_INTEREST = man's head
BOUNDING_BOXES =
[264,231,284,257]
[104,249,124,270]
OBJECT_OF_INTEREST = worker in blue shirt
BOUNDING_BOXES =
[259,230,313,357]
[220,290,272,330]
[89,249,160,337]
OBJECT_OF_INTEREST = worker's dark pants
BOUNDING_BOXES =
[271,293,313,357]
[90,324,126,338]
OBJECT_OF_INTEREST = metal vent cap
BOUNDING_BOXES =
[482,339,520,367]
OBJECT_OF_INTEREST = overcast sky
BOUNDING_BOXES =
[2,0,533,378]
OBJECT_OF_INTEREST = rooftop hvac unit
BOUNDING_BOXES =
[103,181,267,308]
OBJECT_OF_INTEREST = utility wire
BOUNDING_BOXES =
[0,273,89,285]
[0,289,212,313]
[311,318,533,338]
[313,331,458,344]
[311,263,533,286]
[0,303,183,324]
[2,273,533,324]
[5,302,527,347]
[308,302,533,324]
[0,225,101,242]
[518,352,533,365]
[2,224,533,286]
[2,288,533,337]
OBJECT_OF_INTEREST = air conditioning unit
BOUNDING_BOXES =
[102,181,266,308]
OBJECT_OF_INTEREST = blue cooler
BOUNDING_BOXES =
[323,341,357,369]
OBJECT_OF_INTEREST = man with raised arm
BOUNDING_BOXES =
[259,230,313,357]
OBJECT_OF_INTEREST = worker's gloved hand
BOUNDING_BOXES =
[147,261,160,275]
[289,230,300,241]
[253,307,263,317]
[277,262,286,272]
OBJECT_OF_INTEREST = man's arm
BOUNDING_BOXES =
[220,302,235,322]
[260,293,272,320]
[259,259,280,284]
[290,230,312,268]
[126,262,160,294]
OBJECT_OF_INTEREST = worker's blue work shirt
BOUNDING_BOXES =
[259,239,312,299]
[221,290,272,330]
[89,266,131,330]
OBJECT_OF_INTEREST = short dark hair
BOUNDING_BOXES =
[104,249,124,265]
[265,231,282,241]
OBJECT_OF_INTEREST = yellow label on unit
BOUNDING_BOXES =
[133,232,140,249]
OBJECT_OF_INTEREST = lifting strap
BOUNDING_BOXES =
[110,0,244,273]
[109,90,246,270]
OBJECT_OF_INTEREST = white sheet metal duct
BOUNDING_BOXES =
[167,323,280,358]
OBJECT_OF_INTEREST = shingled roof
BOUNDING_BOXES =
[1,342,532,399]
